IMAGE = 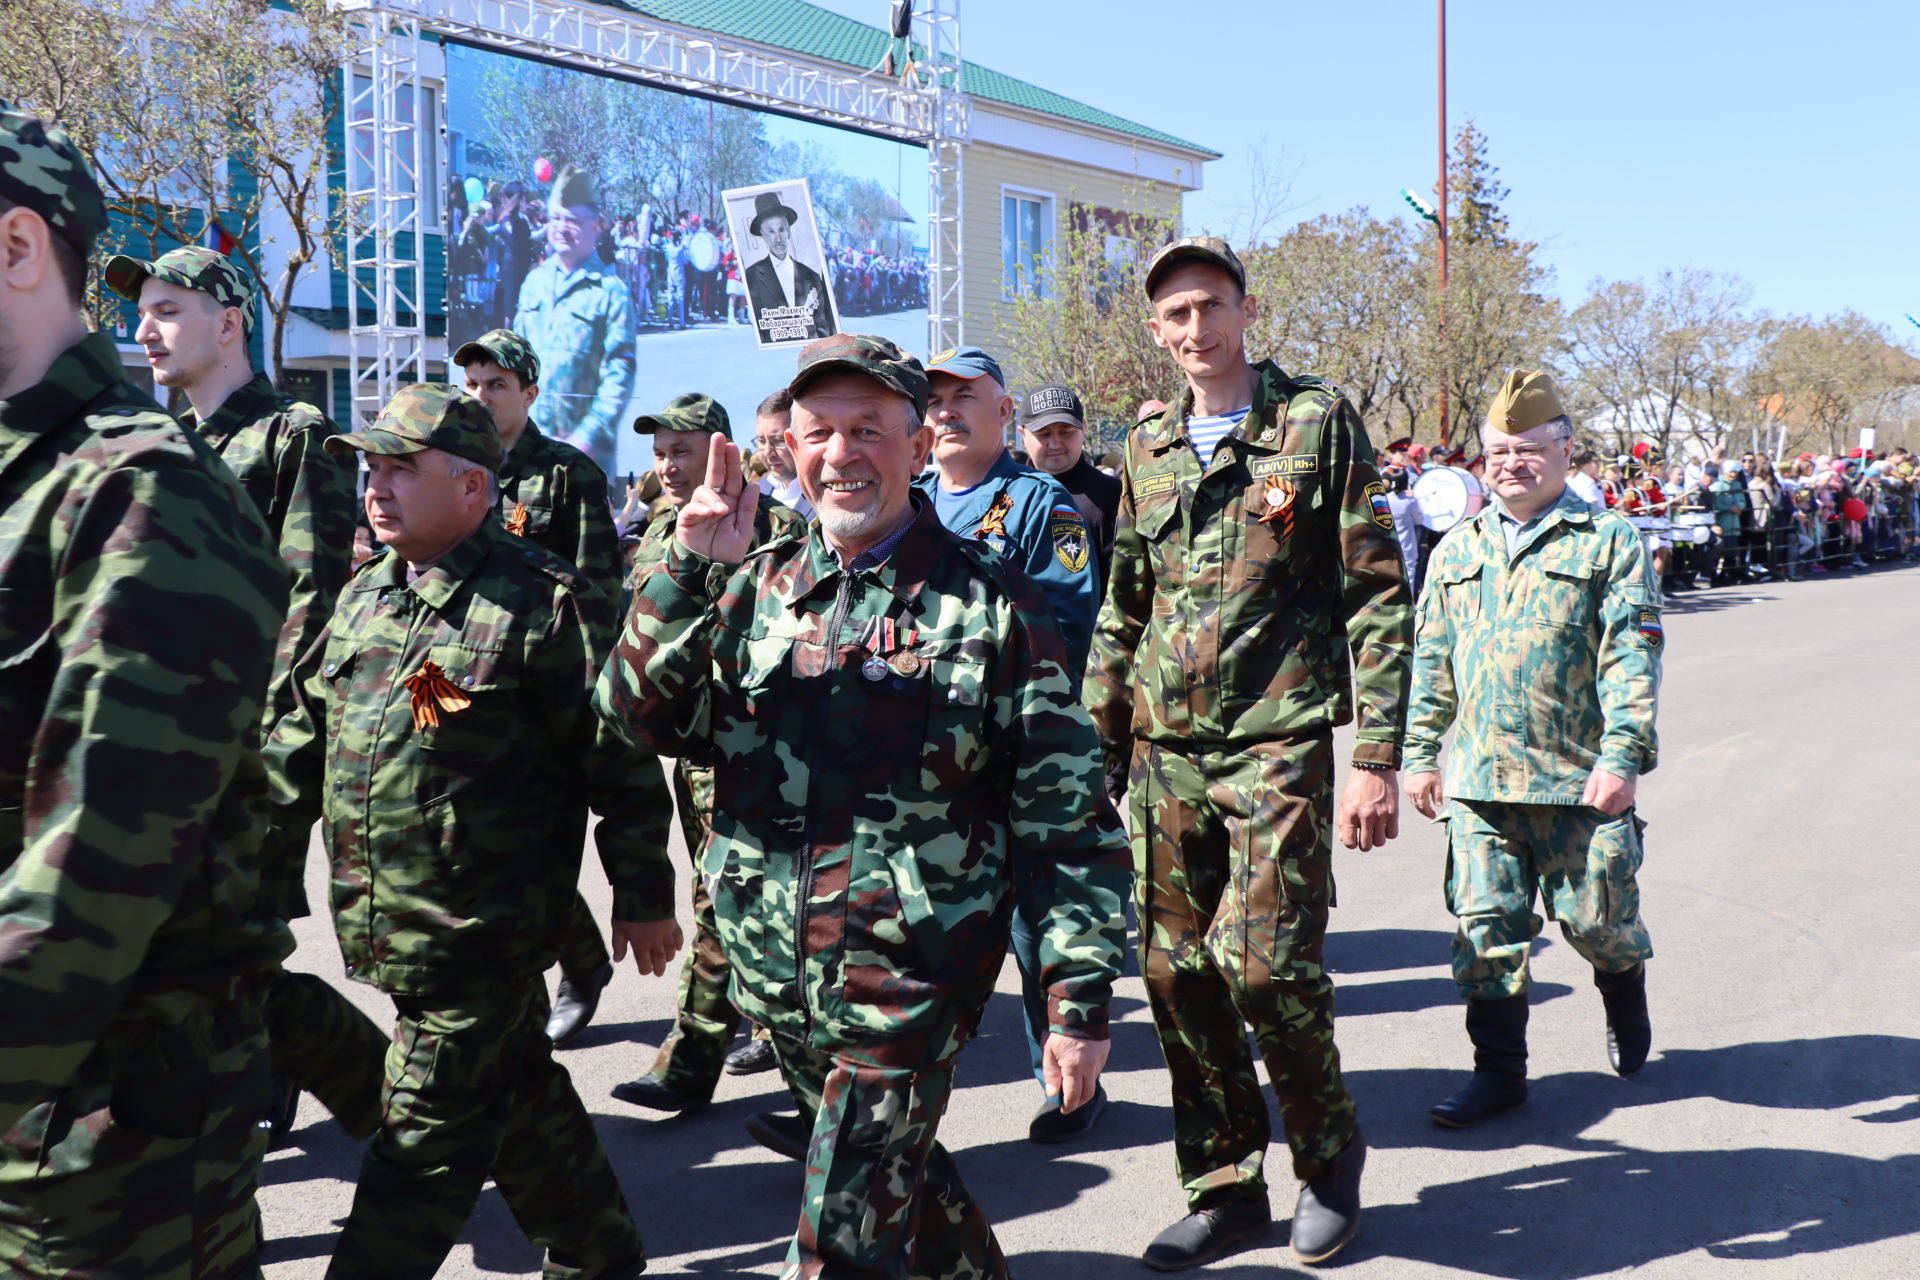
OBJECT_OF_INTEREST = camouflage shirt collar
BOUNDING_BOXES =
[497,421,547,484]
[1152,359,1284,453]
[551,253,614,291]
[188,372,277,452]
[405,516,502,612]
[0,331,130,446]
[785,494,940,612]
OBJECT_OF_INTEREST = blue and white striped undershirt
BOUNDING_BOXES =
[1185,406,1251,466]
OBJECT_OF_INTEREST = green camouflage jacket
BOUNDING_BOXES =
[0,333,292,1131]
[498,422,621,600]
[628,496,807,597]
[596,500,1130,1067]
[1404,487,1662,803]
[185,372,356,740]
[511,254,636,477]
[1087,360,1413,767]
[264,518,673,996]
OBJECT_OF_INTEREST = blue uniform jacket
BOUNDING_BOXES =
[915,452,1098,679]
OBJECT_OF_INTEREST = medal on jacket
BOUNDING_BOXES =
[975,491,1014,539]
[404,660,472,730]
[1257,477,1296,533]
[505,501,530,537]
[859,617,919,681]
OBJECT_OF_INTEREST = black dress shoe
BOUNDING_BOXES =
[611,1074,708,1113]
[1594,963,1651,1076]
[1141,1193,1271,1271]
[1290,1132,1366,1265]
[724,1037,778,1075]
[745,1111,811,1161]
[547,962,615,1047]
[1028,1086,1106,1144]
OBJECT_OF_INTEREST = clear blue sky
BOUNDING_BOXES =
[810,0,1919,343]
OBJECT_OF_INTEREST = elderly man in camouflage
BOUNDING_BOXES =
[104,239,367,1147]
[1404,370,1660,1130]
[598,333,1130,1280]
[610,390,805,1113]
[456,326,627,1045]
[263,385,681,1279]
[512,167,637,476]
[1088,238,1413,1269]
[0,105,291,1278]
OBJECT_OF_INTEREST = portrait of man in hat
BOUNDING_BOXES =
[731,181,837,346]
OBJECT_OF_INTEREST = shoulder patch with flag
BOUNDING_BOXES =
[1637,608,1663,650]
[1364,480,1394,530]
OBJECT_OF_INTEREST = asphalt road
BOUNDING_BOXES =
[259,560,1920,1279]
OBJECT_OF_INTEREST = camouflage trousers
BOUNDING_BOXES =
[555,890,613,981]
[1132,734,1356,1206]
[769,1034,1006,1280]
[647,762,766,1098]
[325,980,639,1280]
[264,966,385,1139]
[1444,800,1655,1000]
[0,1004,271,1279]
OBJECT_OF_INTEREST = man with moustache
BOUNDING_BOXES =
[598,333,1128,1279]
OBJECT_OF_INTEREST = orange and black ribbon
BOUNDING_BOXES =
[505,502,530,537]
[976,491,1014,539]
[403,660,472,731]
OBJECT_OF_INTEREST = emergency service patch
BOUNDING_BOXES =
[1637,608,1664,650]
[930,348,958,366]
[1052,512,1090,572]
[1249,455,1320,479]
[1364,480,1394,530]
[1134,471,1179,499]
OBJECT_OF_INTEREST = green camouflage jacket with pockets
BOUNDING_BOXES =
[498,422,622,601]
[264,518,673,996]
[0,333,292,1131]
[511,254,636,476]
[185,372,356,740]
[1404,487,1662,803]
[596,500,1130,1068]
[1087,360,1413,766]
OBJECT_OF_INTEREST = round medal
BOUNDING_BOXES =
[888,651,922,677]
[861,655,888,681]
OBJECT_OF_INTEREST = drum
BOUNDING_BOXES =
[1412,466,1487,532]
[686,228,721,272]
[1673,511,1714,545]
[1627,516,1672,533]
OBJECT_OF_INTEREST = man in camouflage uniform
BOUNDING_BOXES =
[263,385,680,1279]
[105,240,368,1145]
[455,326,625,1045]
[598,334,1130,1280]
[609,392,806,1114]
[0,104,291,1278]
[1087,238,1412,1268]
[1405,370,1659,1130]
[512,167,637,477]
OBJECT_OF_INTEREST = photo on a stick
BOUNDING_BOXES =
[724,179,840,349]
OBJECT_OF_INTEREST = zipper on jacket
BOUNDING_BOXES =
[793,569,859,1034]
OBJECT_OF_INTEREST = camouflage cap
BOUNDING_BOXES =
[632,392,729,437]
[0,102,108,256]
[1144,235,1246,299]
[104,245,256,330]
[790,332,929,419]
[1487,370,1569,434]
[326,383,503,472]
[453,327,541,386]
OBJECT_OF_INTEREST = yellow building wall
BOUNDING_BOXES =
[957,140,1188,356]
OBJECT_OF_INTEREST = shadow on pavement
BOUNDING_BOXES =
[1337,977,1573,1019]
[1008,1248,1309,1279]
[1324,927,1457,975]
[1370,1150,1920,1276]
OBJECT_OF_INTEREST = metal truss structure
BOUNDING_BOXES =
[335,0,967,421]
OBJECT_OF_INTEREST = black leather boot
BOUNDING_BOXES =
[1594,963,1651,1075]
[1141,1192,1271,1271]
[1290,1131,1367,1265]
[1431,993,1529,1128]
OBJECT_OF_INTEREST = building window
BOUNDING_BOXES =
[347,75,441,226]
[1002,189,1053,299]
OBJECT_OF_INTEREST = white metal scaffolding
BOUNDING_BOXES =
[334,0,967,418]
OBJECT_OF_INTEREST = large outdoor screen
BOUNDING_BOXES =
[444,41,930,480]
